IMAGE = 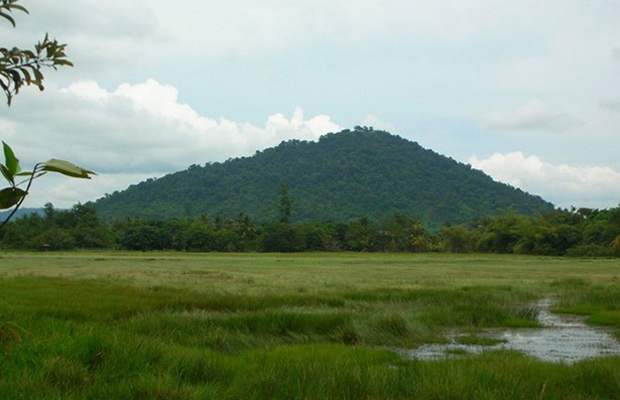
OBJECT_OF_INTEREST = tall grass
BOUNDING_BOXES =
[0,252,619,398]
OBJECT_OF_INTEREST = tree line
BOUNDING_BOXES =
[1,203,619,256]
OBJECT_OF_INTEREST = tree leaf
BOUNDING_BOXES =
[0,164,12,184]
[8,4,29,15]
[21,67,31,84]
[0,11,16,27]
[2,141,20,176]
[39,159,95,179]
[14,171,32,177]
[0,187,26,209]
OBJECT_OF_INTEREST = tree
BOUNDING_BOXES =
[260,222,300,252]
[278,183,292,223]
[439,225,473,253]
[346,216,377,252]
[0,0,94,230]
[117,219,170,251]
[612,234,620,256]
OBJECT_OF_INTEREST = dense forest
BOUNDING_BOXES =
[92,127,554,229]
[4,128,614,256]
[1,202,619,256]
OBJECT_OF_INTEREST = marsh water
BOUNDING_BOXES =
[398,298,620,364]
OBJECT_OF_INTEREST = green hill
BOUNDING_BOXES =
[92,127,554,228]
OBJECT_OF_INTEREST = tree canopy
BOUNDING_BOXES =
[93,127,554,229]
[1,203,619,257]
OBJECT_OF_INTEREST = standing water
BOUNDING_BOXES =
[398,298,620,364]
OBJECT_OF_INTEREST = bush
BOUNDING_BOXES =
[566,244,614,257]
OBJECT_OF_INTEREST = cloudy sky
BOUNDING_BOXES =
[1,0,619,209]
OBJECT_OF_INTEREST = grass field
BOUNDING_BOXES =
[1,251,620,399]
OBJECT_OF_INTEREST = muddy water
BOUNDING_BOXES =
[398,298,620,364]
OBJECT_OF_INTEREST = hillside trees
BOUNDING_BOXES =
[278,183,292,223]
[92,129,555,227]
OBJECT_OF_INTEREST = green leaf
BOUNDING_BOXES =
[0,11,16,27]
[8,4,29,14]
[2,141,20,176]
[14,171,32,177]
[0,164,12,184]
[39,159,95,179]
[21,68,31,84]
[0,187,26,209]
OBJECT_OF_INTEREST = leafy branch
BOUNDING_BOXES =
[0,142,95,230]
[0,0,27,27]
[0,0,73,105]
[0,0,90,232]
[0,0,91,380]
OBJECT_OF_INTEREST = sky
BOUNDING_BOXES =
[1,0,620,210]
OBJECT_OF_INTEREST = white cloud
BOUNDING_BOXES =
[2,0,620,211]
[482,100,580,132]
[599,98,620,111]
[469,152,620,209]
[0,79,341,207]
[21,173,157,211]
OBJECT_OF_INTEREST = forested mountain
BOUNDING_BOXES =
[0,208,43,220]
[92,128,554,228]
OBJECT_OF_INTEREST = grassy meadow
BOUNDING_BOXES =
[1,251,620,399]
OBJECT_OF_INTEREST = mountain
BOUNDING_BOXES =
[0,207,44,220]
[92,128,554,228]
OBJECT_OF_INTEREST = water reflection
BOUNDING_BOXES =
[398,298,620,364]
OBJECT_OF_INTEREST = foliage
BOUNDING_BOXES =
[0,0,93,230]
[92,128,554,229]
[0,0,73,105]
[439,224,475,253]
[2,204,620,256]
[0,203,109,250]
[260,222,301,252]
[277,183,292,223]
[0,143,95,230]
[0,1,85,380]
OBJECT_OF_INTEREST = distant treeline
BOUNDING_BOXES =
[1,203,619,257]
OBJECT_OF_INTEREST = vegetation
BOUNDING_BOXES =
[0,0,94,229]
[92,127,554,228]
[0,252,620,398]
[0,146,95,230]
[0,0,73,105]
[1,2,616,398]
[0,0,95,382]
[2,203,619,256]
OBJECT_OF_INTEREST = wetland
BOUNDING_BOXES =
[1,252,620,399]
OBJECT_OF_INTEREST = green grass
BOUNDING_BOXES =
[1,251,620,399]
